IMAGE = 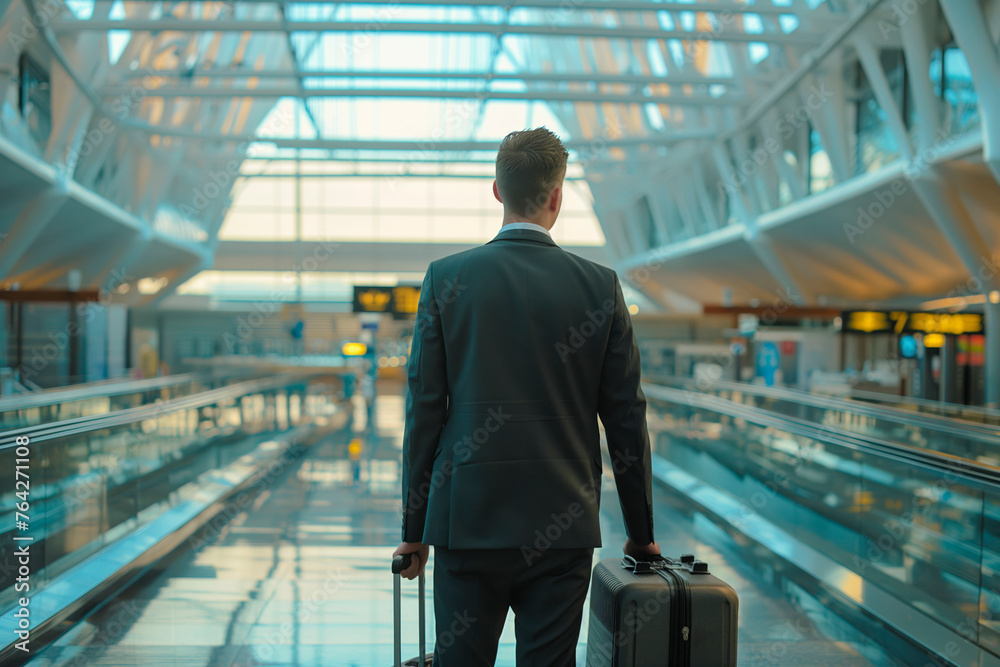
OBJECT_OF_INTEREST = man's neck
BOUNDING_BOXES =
[501,217,554,231]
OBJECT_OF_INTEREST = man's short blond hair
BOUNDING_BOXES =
[495,127,569,217]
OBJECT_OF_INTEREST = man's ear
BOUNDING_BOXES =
[492,180,503,204]
[548,186,562,212]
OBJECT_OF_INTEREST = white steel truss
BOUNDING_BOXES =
[3,0,1000,403]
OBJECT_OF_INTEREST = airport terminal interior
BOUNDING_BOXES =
[2,0,1000,664]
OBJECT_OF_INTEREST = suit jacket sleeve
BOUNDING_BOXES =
[597,273,655,546]
[401,262,449,543]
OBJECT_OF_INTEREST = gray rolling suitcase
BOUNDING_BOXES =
[586,554,738,666]
[391,553,434,667]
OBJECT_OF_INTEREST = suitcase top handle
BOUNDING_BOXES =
[621,554,711,575]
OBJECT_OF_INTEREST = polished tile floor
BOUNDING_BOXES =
[26,393,902,666]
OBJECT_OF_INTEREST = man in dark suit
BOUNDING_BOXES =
[393,127,660,666]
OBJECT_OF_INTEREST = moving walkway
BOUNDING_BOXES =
[5,372,998,666]
[643,378,1000,666]
[652,374,1000,463]
[0,371,341,663]
[11,384,900,667]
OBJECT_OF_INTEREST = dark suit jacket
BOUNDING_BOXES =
[401,227,654,550]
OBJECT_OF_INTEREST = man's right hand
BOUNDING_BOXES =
[624,538,662,560]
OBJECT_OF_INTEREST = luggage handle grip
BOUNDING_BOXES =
[622,554,710,575]
[622,554,663,573]
[392,553,413,574]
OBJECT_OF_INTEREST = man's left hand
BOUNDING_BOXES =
[392,542,429,580]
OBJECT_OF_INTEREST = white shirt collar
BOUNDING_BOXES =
[499,222,552,237]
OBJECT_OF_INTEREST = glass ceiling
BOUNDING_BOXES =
[75,0,837,153]
[47,0,839,302]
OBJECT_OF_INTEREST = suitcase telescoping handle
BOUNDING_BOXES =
[391,553,427,667]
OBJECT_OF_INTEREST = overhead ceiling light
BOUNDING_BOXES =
[920,295,982,310]
[137,277,169,295]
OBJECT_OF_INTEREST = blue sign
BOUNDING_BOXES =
[899,335,918,359]
[756,342,780,387]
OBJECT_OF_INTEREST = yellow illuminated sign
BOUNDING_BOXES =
[847,311,890,333]
[353,285,421,316]
[923,333,945,348]
[342,342,368,356]
[890,311,907,334]
[908,312,982,335]
[356,288,392,312]
[842,311,983,335]
[392,286,421,315]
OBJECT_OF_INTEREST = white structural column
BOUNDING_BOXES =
[711,143,808,305]
[139,149,185,219]
[622,202,650,254]
[664,178,700,238]
[0,184,68,279]
[801,68,852,183]
[852,35,912,162]
[75,124,122,189]
[899,2,941,154]
[692,162,721,231]
[938,0,1000,183]
[593,200,632,262]
[759,107,805,202]
[44,56,95,168]
[644,188,675,245]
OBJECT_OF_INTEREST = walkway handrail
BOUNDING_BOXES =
[846,386,1000,420]
[648,374,1000,444]
[0,369,255,413]
[642,382,1000,492]
[0,373,319,450]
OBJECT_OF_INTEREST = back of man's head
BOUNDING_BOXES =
[495,127,569,218]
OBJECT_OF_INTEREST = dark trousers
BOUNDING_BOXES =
[431,546,594,667]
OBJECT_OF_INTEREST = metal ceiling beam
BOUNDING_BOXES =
[103,86,743,105]
[279,5,323,136]
[68,0,803,13]
[232,171,586,179]
[119,69,738,86]
[53,19,823,44]
[211,154,502,163]
[142,130,718,149]
[212,240,609,274]
[716,0,887,143]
